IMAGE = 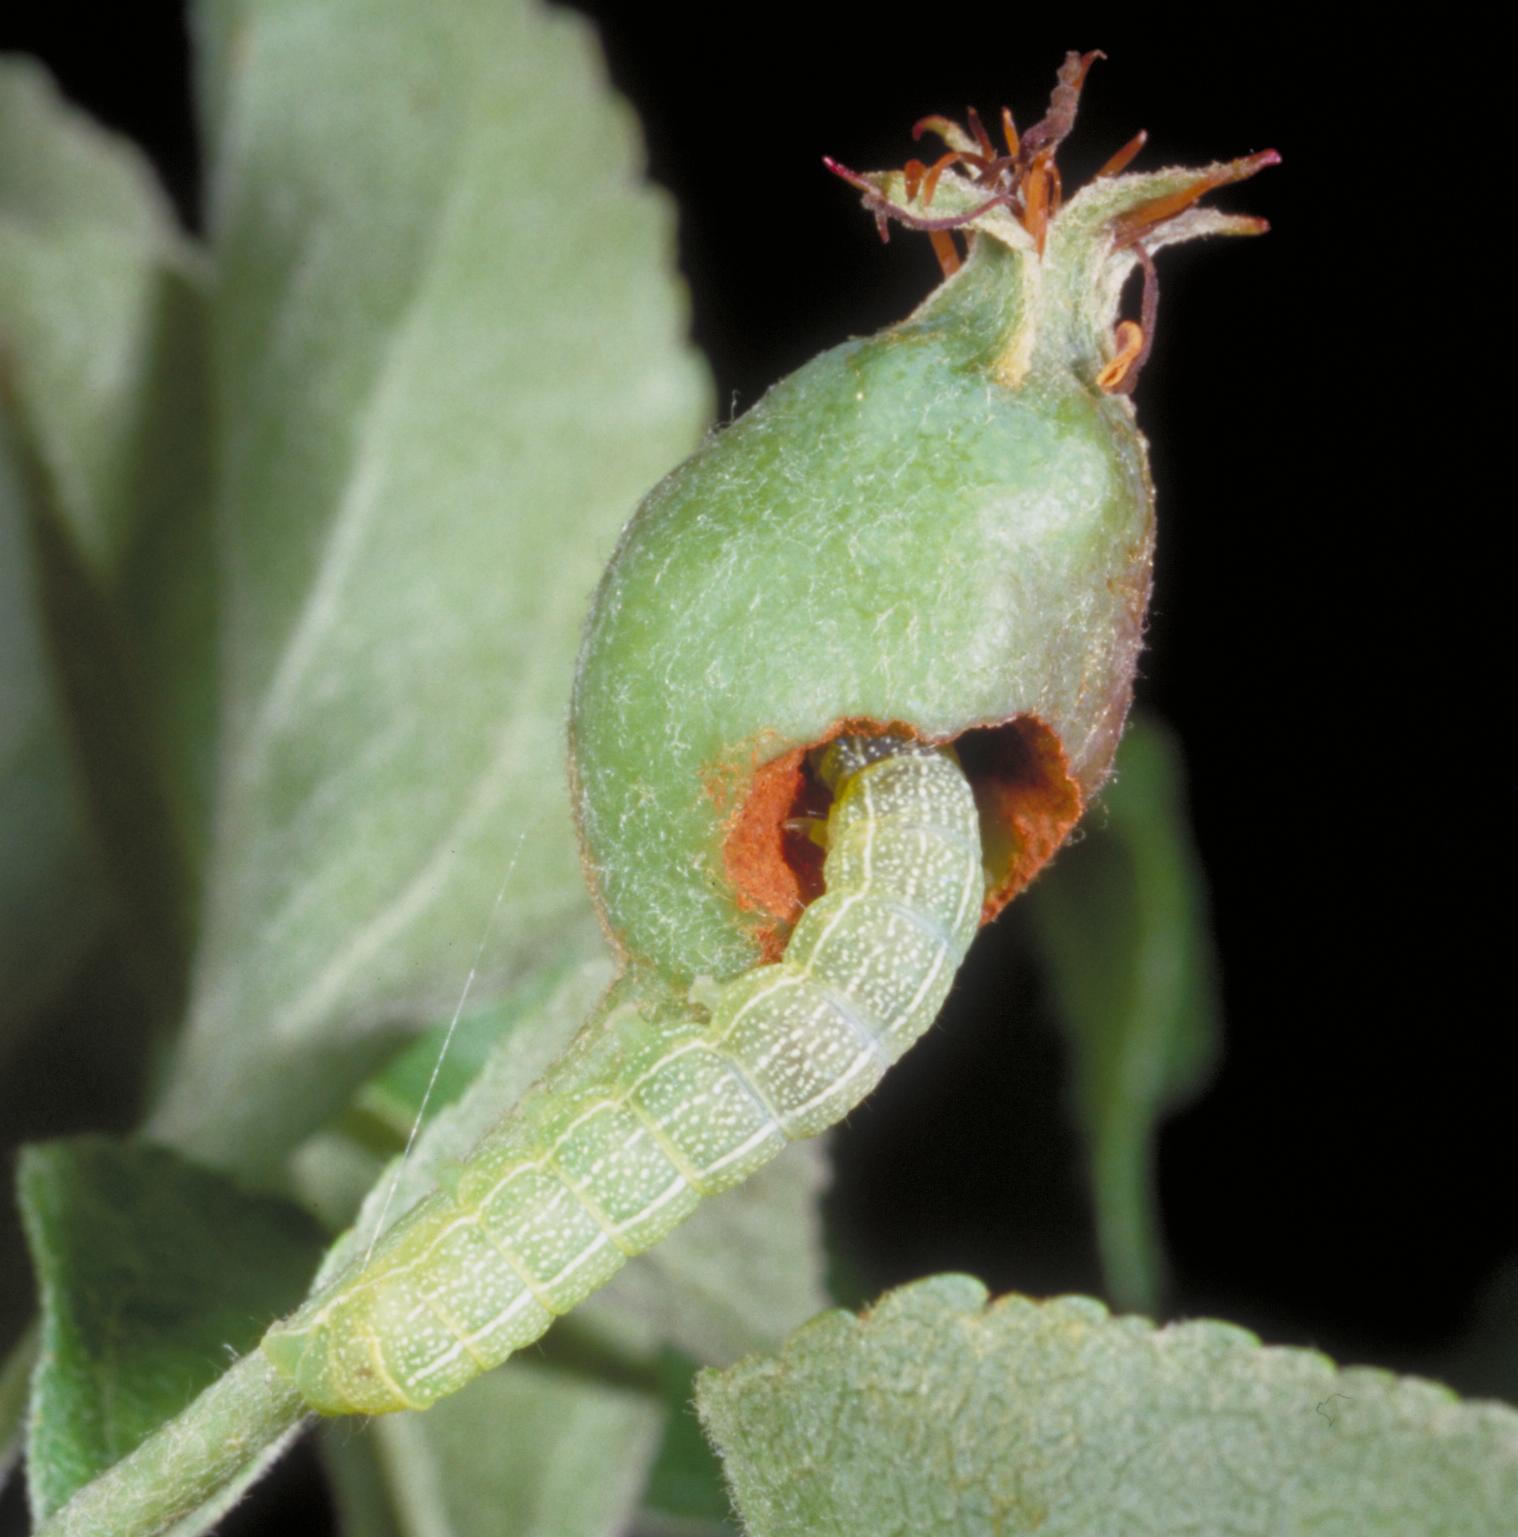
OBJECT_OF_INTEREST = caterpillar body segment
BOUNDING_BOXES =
[261,737,985,1415]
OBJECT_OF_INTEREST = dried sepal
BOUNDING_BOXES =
[828,54,1277,394]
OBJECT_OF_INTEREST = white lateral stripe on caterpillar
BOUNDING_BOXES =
[261,736,986,1415]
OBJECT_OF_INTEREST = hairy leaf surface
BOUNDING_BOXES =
[697,1275,1518,1537]
[18,1138,324,1521]
[327,1363,663,1537]
[150,0,711,1174]
[0,58,209,1032]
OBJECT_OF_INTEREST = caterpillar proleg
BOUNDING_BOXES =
[261,735,985,1415]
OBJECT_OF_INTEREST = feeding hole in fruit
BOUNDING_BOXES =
[721,715,1082,960]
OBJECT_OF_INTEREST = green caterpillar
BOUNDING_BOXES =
[262,736,984,1414]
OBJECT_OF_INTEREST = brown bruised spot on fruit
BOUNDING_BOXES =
[719,715,1083,959]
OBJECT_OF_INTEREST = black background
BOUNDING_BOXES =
[2,5,1506,1533]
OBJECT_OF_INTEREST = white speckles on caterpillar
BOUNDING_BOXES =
[261,736,984,1414]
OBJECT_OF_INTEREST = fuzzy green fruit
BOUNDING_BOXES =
[572,52,1275,985]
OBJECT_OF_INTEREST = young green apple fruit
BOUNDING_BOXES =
[571,52,1276,985]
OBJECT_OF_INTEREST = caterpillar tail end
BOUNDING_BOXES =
[260,1316,326,1406]
[261,1313,366,1418]
[263,1302,429,1417]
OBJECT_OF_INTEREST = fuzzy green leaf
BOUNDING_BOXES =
[0,418,105,1046]
[148,0,710,1175]
[325,1361,664,1537]
[639,1350,737,1536]
[352,953,617,1143]
[1026,714,1219,1309]
[697,1276,1518,1537]
[0,59,202,571]
[0,59,175,245]
[337,1345,735,1537]
[318,1426,404,1537]
[287,953,620,1234]
[0,58,210,1033]
[18,1137,325,1521]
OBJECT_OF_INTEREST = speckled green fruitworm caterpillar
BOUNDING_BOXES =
[264,737,982,1412]
[261,52,1274,1416]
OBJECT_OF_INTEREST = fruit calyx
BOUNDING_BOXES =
[826,50,1278,394]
